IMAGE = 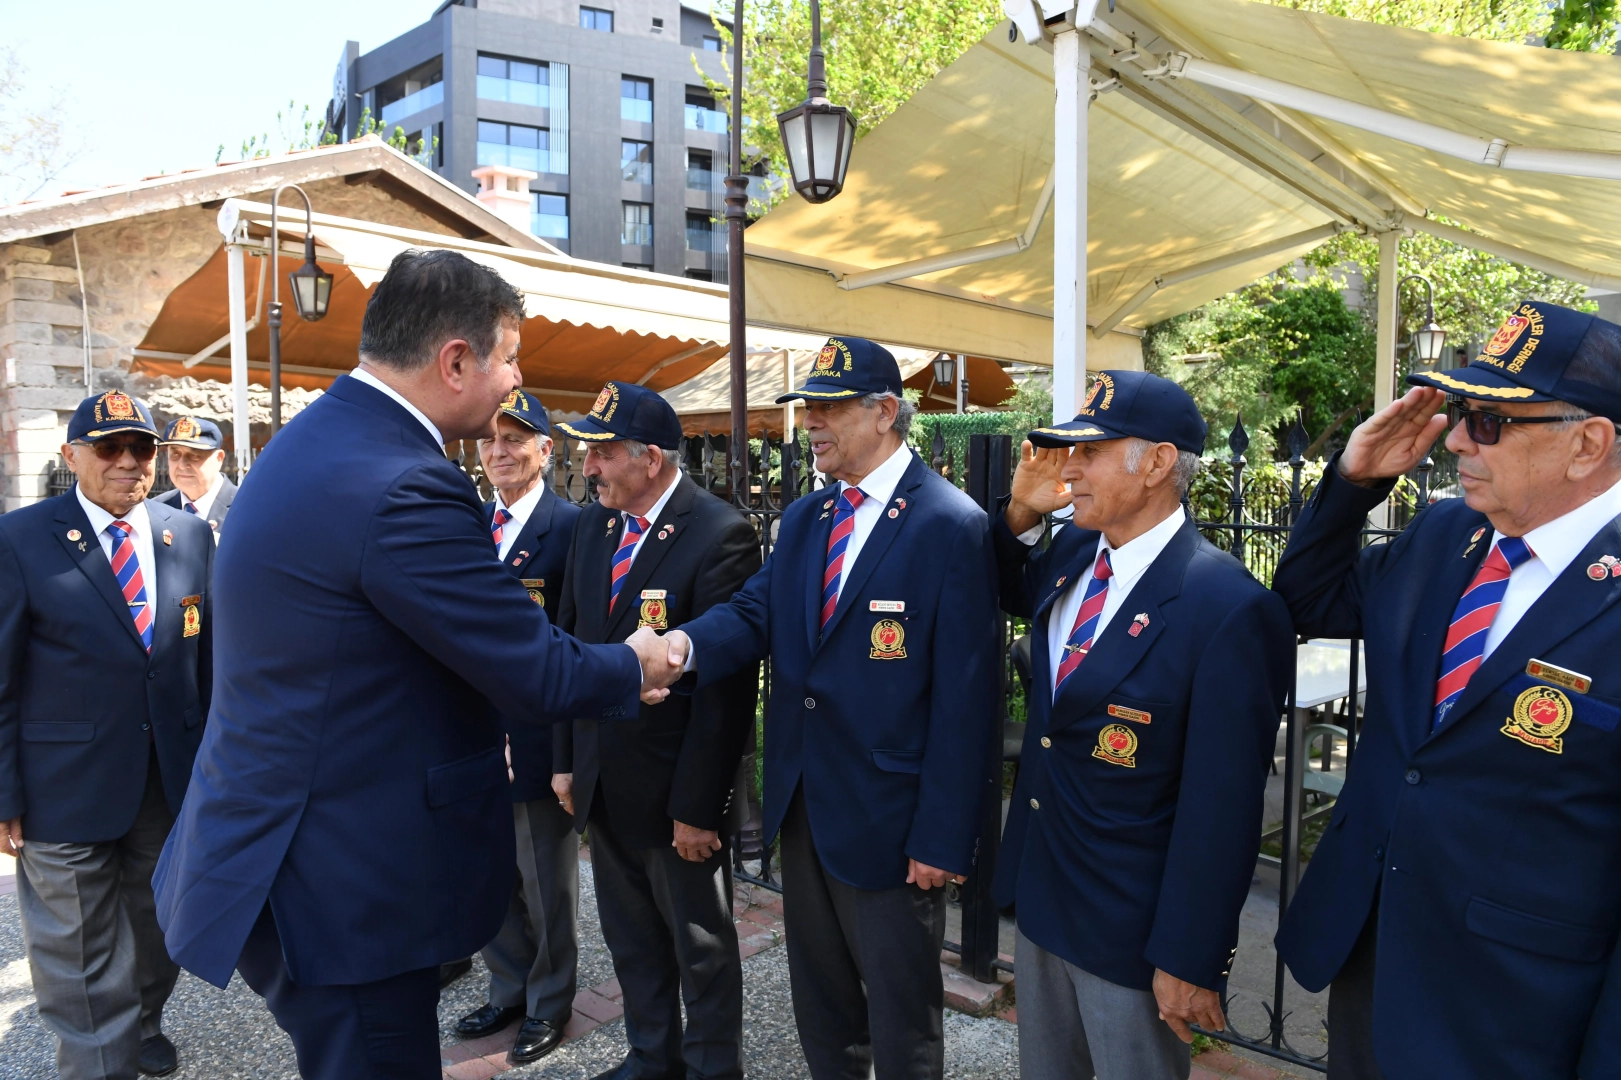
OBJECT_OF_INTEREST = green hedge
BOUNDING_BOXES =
[911,412,1047,489]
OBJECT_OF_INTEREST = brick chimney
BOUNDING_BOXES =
[471,164,539,234]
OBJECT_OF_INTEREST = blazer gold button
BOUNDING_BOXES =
[1040,736,1052,748]
[804,697,815,709]
[1029,798,1040,810]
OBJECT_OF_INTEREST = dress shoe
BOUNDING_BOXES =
[508,1016,566,1064]
[438,957,473,989]
[137,1033,178,1076]
[456,1001,524,1038]
[590,1059,685,1080]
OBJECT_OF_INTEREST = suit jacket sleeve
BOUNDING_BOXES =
[1271,455,1403,639]
[668,515,762,830]
[551,517,583,774]
[197,524,215,720]
[683,539,776,689]
[1145,586,1293,989]
[990,495,1050,620]
[907,510,1000,876]
[360,462,640,725]
[0,532,25,822]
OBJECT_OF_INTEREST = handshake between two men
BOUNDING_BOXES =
[624,625,691,704]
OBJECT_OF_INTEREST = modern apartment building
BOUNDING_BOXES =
[324,0,761,280]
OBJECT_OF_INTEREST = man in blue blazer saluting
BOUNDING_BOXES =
[1273,302,1621,1080]
[992,371,1292,1080]
[657,337,1000,1080]
[152,250,677,1080]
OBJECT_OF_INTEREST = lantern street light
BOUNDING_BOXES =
[268,184,334,438]
[932,353,956,389]
[775,0,858,204]
[1399,273,1447,368]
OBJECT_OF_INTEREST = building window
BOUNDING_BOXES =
[580,6,613,31]
[703,35,721,51]
[651,17,664,31]
[621,140,653,185]
[684,268,713,281]
[532,193,569,239]
[477,120,549,173]
[686,149,716,193]
[477,54,549,107]
[623,263,654,271]
[621,77,653,123]
[622,202,653,247]
[684,89,727,134]
[686,212,722,253]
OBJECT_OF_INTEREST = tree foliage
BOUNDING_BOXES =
[1546,0,1621,51]
[0,47,83,206]
[215,104,431,166]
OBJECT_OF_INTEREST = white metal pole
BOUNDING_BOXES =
[783,350,796,441]
[226,242,252,475]
[1371,229,1400,529]
[1051,27,1088,423]
[956,353,967,414]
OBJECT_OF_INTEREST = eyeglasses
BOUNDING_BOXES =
[1445,399,1584,446]
[79,438,157,462]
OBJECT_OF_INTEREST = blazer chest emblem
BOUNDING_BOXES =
[521,579,545,606]
[870,619,907,660]
[639,590,668,629]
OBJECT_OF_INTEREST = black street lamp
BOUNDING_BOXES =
[931,352,956,388]
[775,0,857,204]
[269,184,334,437]
[1399,273,1447,368]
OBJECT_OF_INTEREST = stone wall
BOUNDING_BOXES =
[0,175,467,510]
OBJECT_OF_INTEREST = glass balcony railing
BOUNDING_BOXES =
[684,104,729,133]
[621,98,653,124]
[532,212,569,239]
[380,82,443,128]
[686,166,720,193]
[477,141,545,173]
[686,225,724,253]
[622,161,652,184]
[477,74,549,108]
[621,222,653,246]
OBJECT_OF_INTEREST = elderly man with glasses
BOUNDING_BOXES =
[0,391,214,1078]
[1272,301,1621,1080]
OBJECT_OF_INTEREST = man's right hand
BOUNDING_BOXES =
[1338,387,1448,487]
[626,626,682,703]
[0,817,22,859]
[552,773,574,816]
[1006,439,1072,535]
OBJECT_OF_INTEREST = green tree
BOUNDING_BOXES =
[215,103,433,167]
[1546,0,1620,51]
[1258,0,1553,43]
[0,47,83,205]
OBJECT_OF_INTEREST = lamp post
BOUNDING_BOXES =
[268,184,334,439]
[932,353,968,414]
[774,0,858,205]
[1398,273,1447,369]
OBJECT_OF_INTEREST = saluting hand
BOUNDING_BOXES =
[1152,968,1226,1043]
[1006,440,1072,535]
[1338,387,1448,486]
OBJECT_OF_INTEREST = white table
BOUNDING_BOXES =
[1295,638,1367,711]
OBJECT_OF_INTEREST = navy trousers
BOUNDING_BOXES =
[237,906,441,1080]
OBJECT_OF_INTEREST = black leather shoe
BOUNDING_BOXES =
[137,1034,178,1076]
[438,957,474,989]
[456,1001,524,1038]
[590,1060,685,1080]
[509,1017,566,1064]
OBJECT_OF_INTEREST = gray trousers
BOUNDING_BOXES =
[1326,907,1385,1080]
[1014,928,1190,1080]
[480,797,580,1022]
[16,749,179,1080]
[590,804,743,1080]
[779,790,947,1080]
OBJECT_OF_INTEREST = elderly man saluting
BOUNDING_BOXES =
[994,371,1293,1080]
[1273,302,1621,1080]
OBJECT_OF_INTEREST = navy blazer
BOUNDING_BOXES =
[1273,461,1621,1080]
[152,375,641,989]
[0,493,213,843]
[487,487,580,803]
[155,476,237,535]
[992,510,1291,992]
[679,452,999,889]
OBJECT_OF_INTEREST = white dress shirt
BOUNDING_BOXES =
[1484,474,1621,657]
[77,486,159,634]
[830,441,915,604]
[1024,505,1187,697]
[178,473,227,521]
[493,483,546,561]
[350,365,444,447]
[619,469,684,566]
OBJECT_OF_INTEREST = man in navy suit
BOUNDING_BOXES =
[658,338,999,1080]
[0,391,213,1079]
[1273,302,1621,1080]
[449,388,583,1064]
[151,250,676,1080]
[993,371,1293,1080]
[153,416,236,539]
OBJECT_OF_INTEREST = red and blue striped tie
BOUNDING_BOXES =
[491,507,511,549]
[1433,536,1533,727]
[609,515,649,612]
[1054,549,1113,689]
[106,520,153,653]
[820,487,866,633]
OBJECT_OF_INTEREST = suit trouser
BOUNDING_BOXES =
[15,747,179,1080]
[481,796,580,1022]
[778,789,947,1080]
[588,799,744,1080]
[1013,927,1190,1080]
[1327,905,1385,1080]
[236,904,441,1080]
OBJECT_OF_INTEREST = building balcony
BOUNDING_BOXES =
[686,225,724,254]
[684,105,728,133]
[532,212,569,240]
[478,75,549,108]
[621,222,653,247]
[621,99,653,124]
[381,82,443,128]
[478,141,548,174]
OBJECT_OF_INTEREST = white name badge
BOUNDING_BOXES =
[869,600,905,613]
[642,589,668,599]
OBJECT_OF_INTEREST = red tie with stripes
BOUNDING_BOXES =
[1054,550,1113,689]
[1433,535,1533,727]
[491,507,511,549]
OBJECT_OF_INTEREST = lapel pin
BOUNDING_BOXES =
[887,508,899,519]
[162,529,173,546]
[1471,528,1486,543]
[1589,562,1611,581]
[1055,575,1067,589]
[824,498,835,510]
[819,512,830,521]
[659,524,674,539]
[1128,612,1150,638]
[66,529,81,542]
[78,541,87,552]
[895,497,907,510]
[1602,555,1619,567]
[605,518,616,536]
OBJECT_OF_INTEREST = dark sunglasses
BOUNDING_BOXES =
[1445,399,1579,447]
[80,437,157,462]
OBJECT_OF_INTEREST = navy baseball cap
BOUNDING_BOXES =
[159,416,224,450]
[67,391,159,443]
[1027,370,1208,454]
[776,337,905,403]
[1407,300,1621,421]
[497,388,551,436]
[555,381,683,449]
